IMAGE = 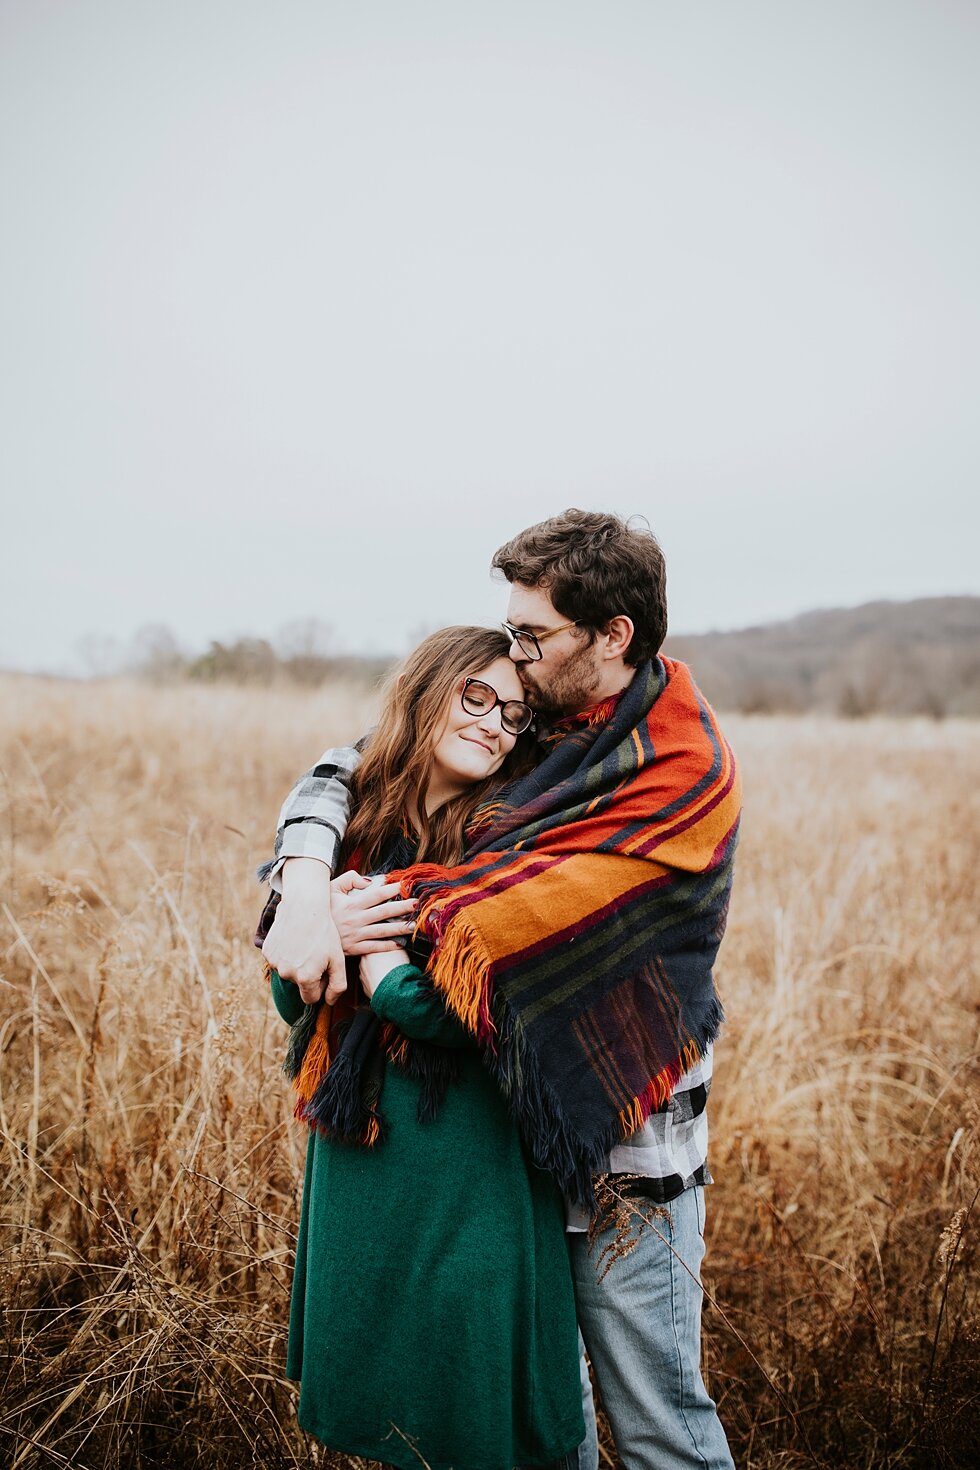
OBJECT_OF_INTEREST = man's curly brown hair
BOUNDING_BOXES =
[491,508,668,665]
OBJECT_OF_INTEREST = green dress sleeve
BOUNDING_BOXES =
[370,963,474,1050]
[270,970,306,1026]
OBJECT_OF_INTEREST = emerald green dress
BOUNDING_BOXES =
[272,966,584,1470]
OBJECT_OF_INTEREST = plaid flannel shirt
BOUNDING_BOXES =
[258,745,362,889]
[262,740,713,1211]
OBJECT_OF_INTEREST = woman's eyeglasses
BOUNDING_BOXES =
[460,678,534,735]
[501,619,582,662]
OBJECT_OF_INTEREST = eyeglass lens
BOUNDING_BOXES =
[503,624,541,660]
[461,680,532,734]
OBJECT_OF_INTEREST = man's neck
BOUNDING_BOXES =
[536,664,639,729]
[589,662,636,708]
[545,667,637,733]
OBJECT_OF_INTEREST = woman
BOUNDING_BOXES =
[268,627,584,1470]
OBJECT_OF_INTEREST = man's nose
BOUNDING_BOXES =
[508,641,525,665]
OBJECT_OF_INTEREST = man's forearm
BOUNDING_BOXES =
[257,740,365,1002]
[280,855,334,905]
[259,743,362,889]
[263,856,343,1001]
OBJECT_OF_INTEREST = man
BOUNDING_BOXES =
[262,509,737,1470]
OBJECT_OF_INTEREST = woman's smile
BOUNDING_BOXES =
[459,732,496,755]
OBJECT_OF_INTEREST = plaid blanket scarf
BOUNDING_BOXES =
[265,655,740,1207]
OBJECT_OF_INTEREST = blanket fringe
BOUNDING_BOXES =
[301,1010,389,1146]
[382,1018,462,1122]
[383,1025,412,1068]
[487,993,727,1209]
[292,1008,332,1102]
[422,913,496,1043]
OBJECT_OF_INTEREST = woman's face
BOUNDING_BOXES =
[429,655,527,795]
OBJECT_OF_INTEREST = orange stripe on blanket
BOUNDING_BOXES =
[396,850,545,909]
[620,743,740,863]
[420,852,674,973]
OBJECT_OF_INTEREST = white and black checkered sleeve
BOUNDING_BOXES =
[257,743,363,890]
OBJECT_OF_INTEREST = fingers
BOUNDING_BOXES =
[367,897,418,922]
[345,938,407,956]
[260,881,338,985]
[322,932,349,1006]
[332,869,372,894]
[331,885,417,945]
[297,979,325,1004]
[323,972,348,1005]
[333,874,400,903]
[356,881,406,907]
[348,914,416,945]
[341,892,416,924]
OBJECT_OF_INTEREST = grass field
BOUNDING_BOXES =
[1,675,977,1469]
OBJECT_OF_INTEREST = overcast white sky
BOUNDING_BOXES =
[2,1,978,672]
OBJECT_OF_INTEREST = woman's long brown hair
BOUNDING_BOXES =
[342,627,534,871]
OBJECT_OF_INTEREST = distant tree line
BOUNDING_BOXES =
[76,620,392,688]
[74,598,980,717]
[664,597,980,717]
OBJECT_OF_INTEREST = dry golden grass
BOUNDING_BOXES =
[1,674,977,1469]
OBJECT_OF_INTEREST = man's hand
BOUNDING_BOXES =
[331,870,418,954]
[261,858,346,1005]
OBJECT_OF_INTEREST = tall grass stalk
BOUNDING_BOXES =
[1,677,977,1468]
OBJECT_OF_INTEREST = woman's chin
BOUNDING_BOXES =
[441,748,499,785]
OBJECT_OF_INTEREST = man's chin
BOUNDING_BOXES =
[521,680,560,721]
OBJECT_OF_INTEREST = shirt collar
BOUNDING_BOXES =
[538,689,625,746]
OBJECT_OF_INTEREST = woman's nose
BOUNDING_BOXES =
[477,705,503,735]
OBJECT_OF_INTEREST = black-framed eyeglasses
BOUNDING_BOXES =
[460,678,534,735]
[501,619,582,663]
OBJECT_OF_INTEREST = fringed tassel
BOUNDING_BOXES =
[618,1060,682,1138]
[362,1113,384,1146]
[480,993,728,1211]
[303,1009,389,1145]
[616,998,725,1143]
[487,1004,603,1210]
[382,1021,461,1124]
[419,914,494,1041]
[282,1003,321,1083]
[292,1005,333,1103]
[382,1023,412,1069]
[587,697,619,726]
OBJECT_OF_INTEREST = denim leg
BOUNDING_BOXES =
[568,1329,599,1470]
[567,1187,734,1470]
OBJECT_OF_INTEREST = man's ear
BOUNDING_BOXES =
[602,615,634,661]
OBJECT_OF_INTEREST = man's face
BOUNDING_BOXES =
[504,583,603,718]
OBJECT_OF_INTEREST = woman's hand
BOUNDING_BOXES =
[359,949,410,999]
[330,870,418,954]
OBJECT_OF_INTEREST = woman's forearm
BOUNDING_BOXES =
[369,963,473,1049]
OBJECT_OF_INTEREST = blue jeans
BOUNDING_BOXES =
[567,1186,734,1470]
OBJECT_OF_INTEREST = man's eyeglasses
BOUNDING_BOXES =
[460,678,534,735]
[501,619,582,663]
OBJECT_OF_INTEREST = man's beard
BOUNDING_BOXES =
[518,640,602,720]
